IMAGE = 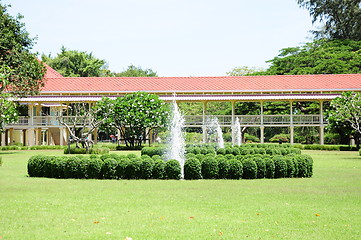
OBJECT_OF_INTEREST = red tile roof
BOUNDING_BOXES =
[42,74,361,93]
[41,62,361,93]
[43,62,63,78]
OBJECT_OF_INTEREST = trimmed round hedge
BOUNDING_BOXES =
[28,144,313,180]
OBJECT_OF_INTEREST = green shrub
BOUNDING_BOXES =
[28,155,48,177]
[124,158,141,179]
[152,159,165,179]
[43,156,56,178]
[217,156,229,179]
[253,157,266,179]
[164,159,181,180]
[100,153,120,161]
[87,158,103,179]
[239,147,251,155]
[64,147,87,154]
[141,147,165,156]
[139,158,155,179]
[242,159,257,179]
[339,146,358,151]
[216,148,226,155]
[184,158,202,180]
[303,154,314,177]
[227,159,243,179]
[359,148,361,156]
[101,158,118,179]
[116,145,143,151]
[201,156,219,179]
[116,158,130,179]
[63,156,80,178]
[265,158,275,178]
[273,156,287,178]
[284,157,296,178]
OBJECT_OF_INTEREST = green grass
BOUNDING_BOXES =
[0,150,360,239]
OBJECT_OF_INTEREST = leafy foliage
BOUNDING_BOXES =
[297,0,361,40]
[42,46,107,77]
[0,93,18,132]
[112,65,157,77]
[0,4,45,96]
[98,92,169,147]
[258,40,361,75]
[184,158,202,180]
[327,92,361,148]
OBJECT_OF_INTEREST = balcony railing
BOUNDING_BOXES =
[7,114,327,128]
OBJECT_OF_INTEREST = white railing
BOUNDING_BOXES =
[7,114,327,127]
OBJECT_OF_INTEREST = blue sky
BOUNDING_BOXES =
[4,0,315,76]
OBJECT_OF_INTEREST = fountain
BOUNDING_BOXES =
[166,99,186,178]
[233,117,242,146]
[206,117,224,148]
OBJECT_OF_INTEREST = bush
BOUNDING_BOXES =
[101,158,118,179]
[216,148,226,155]
[227,159,243,179]
[100,153,120,161]
[253,157,266,179]
[201,156,219,179]
[28,155,48,177]
[152,159,165,179]
[184,158,202,180]
[116,157,130,179]
[284,157,295,178]
[217,156,229,179]
[87,157,103,179]
[265,158,275,178]
[64,147,87,154]
[141,147,165,156]
[124,158,141,179]
[273,156,287,178]
[139,158,155,179]
[0,157,2,166]
[164,160,181,180]
[242,159,257,179]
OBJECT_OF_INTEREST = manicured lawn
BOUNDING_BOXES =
[0,150,360,239]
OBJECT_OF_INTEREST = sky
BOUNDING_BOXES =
[4,0,315,77]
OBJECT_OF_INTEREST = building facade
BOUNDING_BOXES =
[1,64,361,146]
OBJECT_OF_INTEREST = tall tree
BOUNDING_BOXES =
[297,0,361,40]
[42,46,107,77]
[0,3,45,95]
[113,65,158,77]
[253,39,361,75]
[327,92,361,148]
[98,92,168,148]
[227,66,265,76]
[1,3,45,132]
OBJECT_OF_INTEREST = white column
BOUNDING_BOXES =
[1,132,6,146]
[59,127,64,146]
[202,101,207,143]
[320,100,324,145]
[260,101,264,143]
[290,101,294,144]
[290,126,294,144]
[231,101,235,144]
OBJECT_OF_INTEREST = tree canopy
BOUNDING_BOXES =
[42,46,107,77]
[112,65,158,77]
[97,92,168,147]
[297,0,361,40]
[252,39,361,75]
[0,3,45,95]
[327,92,361,148]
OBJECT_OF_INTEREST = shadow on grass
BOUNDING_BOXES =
[0,151,19,155]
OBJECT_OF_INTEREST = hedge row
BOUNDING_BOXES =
[64,147,110,154]
[28,154,182,180]
[182,153,313,180]
[0,145,66,151]
[141,145,301,157]
[28,152,313,180]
